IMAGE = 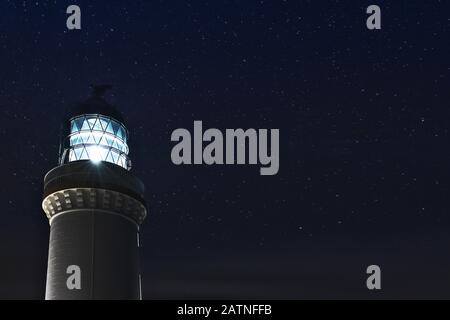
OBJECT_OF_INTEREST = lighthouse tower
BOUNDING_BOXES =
[42,86,147,299]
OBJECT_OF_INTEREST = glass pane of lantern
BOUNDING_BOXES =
[74,117,84,132]
[92,119,103,131]
[71,121,78,133]
[99,118,109,131]
[105,121,114,134]
[81,119,90,131]
[87,118,97,129]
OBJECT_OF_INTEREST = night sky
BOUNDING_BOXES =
[1,0,450,299]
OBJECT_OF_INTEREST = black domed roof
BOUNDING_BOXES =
[67,85,125,124]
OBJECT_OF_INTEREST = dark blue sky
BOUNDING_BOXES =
[1,0,450,298]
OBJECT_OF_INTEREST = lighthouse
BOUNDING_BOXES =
[42,86,147,299]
